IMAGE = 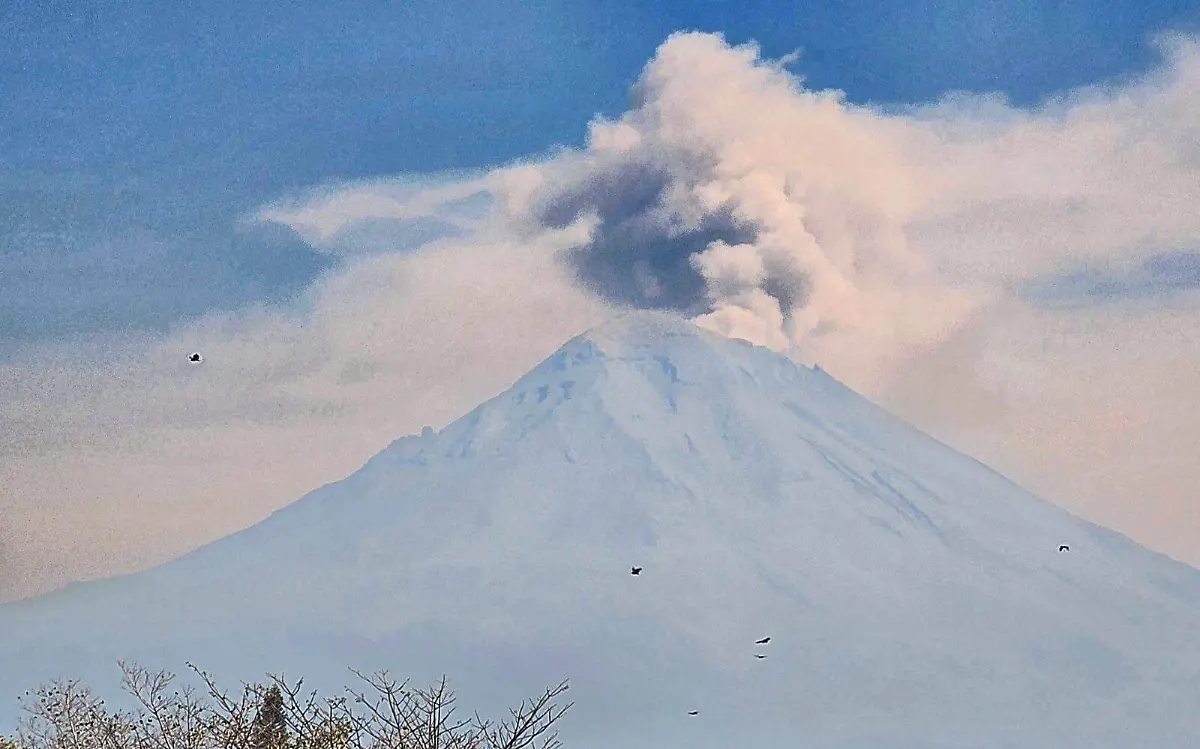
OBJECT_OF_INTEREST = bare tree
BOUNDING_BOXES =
[5,663,572,749]
[119,661,210,749]
[12,678,130,749]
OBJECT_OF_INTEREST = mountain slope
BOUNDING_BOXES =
[2,311,1199,748]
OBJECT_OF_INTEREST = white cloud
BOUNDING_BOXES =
[0,200,607,601]
[902,33,1200,286]
[4,30,1200,601]
[881,293,1200,565]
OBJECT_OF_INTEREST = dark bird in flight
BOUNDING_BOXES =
[189,353,202,363]
[631,566,642,575]
[754,654,766,659]
[1059,545,1070,552]
[755,637,771,645]
[687,711,698,716]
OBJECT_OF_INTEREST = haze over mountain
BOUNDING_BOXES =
[2,311,1199,747]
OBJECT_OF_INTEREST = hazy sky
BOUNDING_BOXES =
[3,0,1200,601]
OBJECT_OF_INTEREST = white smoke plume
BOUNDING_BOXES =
[507,32,978,388]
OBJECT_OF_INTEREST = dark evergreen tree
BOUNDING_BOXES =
[250,684,289,749]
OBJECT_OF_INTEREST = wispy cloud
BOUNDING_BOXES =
[254,172,495,252]
[0,173,332,351]
[4,31,1200,601]
[1017,250,1200,307]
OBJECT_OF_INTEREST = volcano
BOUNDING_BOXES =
[2,311,1198,747]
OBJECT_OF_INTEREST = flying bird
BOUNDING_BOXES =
[1059,545,1070,552]
[687,711,698,716]
[755,637,771,645]
[189,353,202,363]
[754,654,766,659]
[631,566,642,575]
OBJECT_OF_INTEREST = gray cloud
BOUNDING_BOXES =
[1019,250,1200,307]
[541,160,753,312]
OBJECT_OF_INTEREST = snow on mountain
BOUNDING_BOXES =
[2,310,1199,747]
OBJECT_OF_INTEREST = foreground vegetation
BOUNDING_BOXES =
[2,662,571,749]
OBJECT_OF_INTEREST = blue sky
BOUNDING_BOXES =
[3,0,1199,351]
